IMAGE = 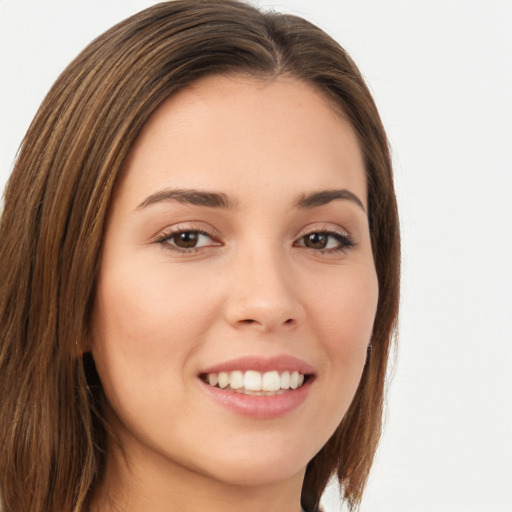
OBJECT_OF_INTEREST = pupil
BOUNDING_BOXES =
[306,233,327,249]
[176,232,198,248]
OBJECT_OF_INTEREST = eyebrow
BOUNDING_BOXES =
[137,187,365,212]
[295,189,366,212]
[137,188,238,210]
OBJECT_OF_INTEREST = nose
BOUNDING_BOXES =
[224,247,305,332]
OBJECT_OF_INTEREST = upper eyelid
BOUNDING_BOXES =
[294,223,356,247]
[151,222,221,242]
[151,221,354,244]
[295,222,351,238]
[295,230,354,245]
[153,228,221,254]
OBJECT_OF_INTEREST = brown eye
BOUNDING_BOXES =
[295,230,355,253]
[160,230,216,251]
[173,231,200,248]
[303,232,329,249]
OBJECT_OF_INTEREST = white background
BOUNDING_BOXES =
[1,1,511,511]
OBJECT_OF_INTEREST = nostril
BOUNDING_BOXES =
[239,318,295,327]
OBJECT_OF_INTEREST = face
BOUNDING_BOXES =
[91,75,378,492]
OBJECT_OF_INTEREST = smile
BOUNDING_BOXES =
[198,356,315,418]
[201,370,306,396]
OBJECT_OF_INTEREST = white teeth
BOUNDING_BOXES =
[229,370,244,389]
[244,370,262,391]
[218,372,229,389]
[289,371,299,389]
[262,370,281,391]
[204,369,307,394]
[280,370,290,389]
[207,373,218,386]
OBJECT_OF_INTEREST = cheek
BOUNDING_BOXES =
[91,259,218,359]
[309,265,378,404]
[89,273,203,441]
[90,275,176,403]
[89,256,229,420]
[314,265,378,348]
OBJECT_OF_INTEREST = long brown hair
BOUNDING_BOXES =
[0,2,399,511]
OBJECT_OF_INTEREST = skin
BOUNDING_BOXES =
[90,74,379,512]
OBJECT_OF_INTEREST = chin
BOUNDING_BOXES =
[202,458,307,488]
[186,437,313,488]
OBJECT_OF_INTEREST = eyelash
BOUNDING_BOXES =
[154,226,219,253]
[293,229,355,254]
[154,226,355,255]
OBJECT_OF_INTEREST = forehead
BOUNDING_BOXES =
[115,74,367,208]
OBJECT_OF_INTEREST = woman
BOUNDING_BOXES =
[0,1,400,511]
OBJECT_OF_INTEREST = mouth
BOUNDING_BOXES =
[200,370,310,396]
[199,356,315,418]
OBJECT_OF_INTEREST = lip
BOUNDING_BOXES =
[199,355,315,419]
[200,355,315,375]
[199,377,312,419]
